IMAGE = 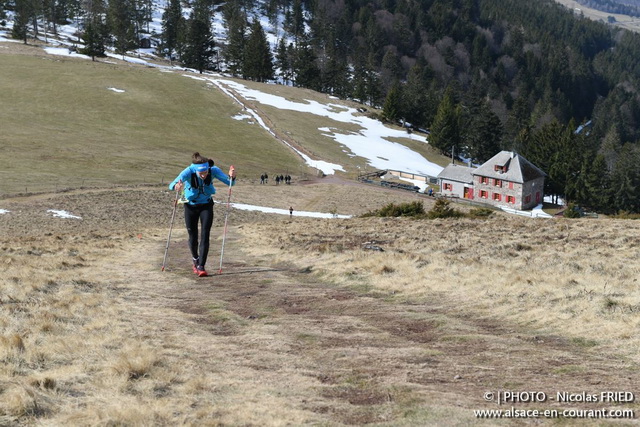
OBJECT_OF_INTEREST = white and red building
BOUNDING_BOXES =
[437,151,546,210]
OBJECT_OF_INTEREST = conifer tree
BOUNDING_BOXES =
[323,54,350,98]
[467,101,503,163]
[352,64,368,104]
[610,144,640,213]
[275,37,292,84]
[222,0,246,76]
[293,35,321,90]
[181,0,215,73]
[284,0,304,42]
[402,64,433,128]
[523,120,580,203]
[264,0,280,37]
[365,54,382,107]
[107,0,136,55]
[79,0,107,59]
[12,0,33,43]
[571,153,611,212]
[382,82,402,123]
[243,19,273,82]
[161,0,184,62]
[81,20,106,60]
[380,48,403,91]
[429,88,462,156]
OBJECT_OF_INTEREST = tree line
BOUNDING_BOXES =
[2,0,640,213]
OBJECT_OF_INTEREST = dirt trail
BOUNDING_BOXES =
[2,186,638,424]
[109,226,639,425]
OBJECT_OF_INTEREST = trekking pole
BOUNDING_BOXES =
[218,166,235,274]
[161,189,181,271]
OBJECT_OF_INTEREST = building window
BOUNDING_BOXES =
[493,193,501,201]
[494,179,502,187]
[525,195,531,204]
[480,190,488,199]
[507,196,516,204]
[494,165,507,173]
[480,176,489,184]
[443,182,453,191]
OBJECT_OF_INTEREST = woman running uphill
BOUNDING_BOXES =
[169,152,236,277]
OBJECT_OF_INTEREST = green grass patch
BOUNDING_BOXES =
[295,333,318,343]
[552,365,586,375]
[1,47,455,195]
[467,207,495,218]
[570,337,598,348]
[205,302,246,326]
[0,51,306,194]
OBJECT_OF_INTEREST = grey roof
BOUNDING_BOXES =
[473,151,546,183]
[437,164,474,184]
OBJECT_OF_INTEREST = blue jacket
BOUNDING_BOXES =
[169,164,234,205]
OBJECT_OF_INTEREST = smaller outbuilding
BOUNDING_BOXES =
[436,164,475,200]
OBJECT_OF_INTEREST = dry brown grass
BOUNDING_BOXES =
[1,182,639,425]
[239,215,640,361]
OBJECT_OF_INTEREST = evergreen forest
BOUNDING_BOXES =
[2,0,640,213]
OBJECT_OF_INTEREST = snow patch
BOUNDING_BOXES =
[229,202,351,219]
[43,47,91,59]
[47,209,82,219]
[501,204,552,219]
[232,113,253,121]
[214,79,442,178]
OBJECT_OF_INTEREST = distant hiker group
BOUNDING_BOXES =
[260,173,291,185]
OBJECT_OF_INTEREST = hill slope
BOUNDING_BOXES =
[1,182,639,424]
[0,42,446,196]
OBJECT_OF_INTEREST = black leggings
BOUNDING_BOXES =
[184,200,214,267]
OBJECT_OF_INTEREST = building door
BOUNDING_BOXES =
[464,187,473,199]
[536,192,541,204]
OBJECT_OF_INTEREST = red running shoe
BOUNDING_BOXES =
[196,266,208,277]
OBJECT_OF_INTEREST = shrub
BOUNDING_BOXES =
[468,207,494,218]
[611,211,640,219]
[563,203,582,218]
[361,201,425,217]
[427,199,463,219]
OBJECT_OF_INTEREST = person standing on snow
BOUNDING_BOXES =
[169,152,236,277]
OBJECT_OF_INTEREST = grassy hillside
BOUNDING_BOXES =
[1,42,451,195]
[0,45,309,194]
